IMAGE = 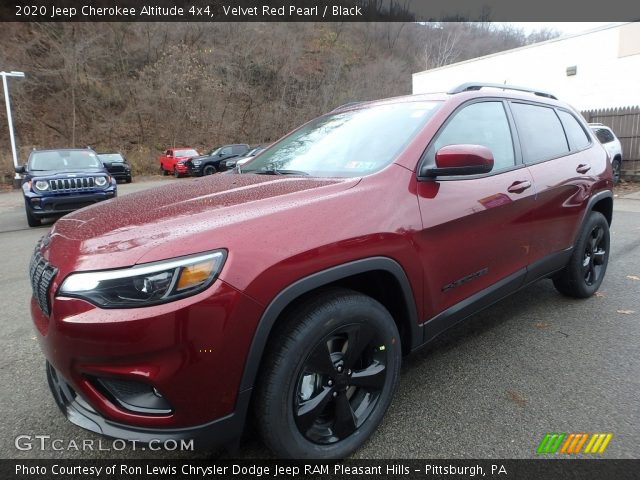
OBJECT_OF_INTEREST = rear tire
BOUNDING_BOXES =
[126,176,132,183]
[254,288,401,459]
[612,157,621,185]
[553,211,609,298]
[162,167,169,176]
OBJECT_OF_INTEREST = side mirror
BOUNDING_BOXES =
[15,165,25,174]
[420,144,494,178]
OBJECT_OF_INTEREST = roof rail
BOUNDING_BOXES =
[448,82,558,100]
[331,101,364,112]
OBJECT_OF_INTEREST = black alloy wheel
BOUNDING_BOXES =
[582,223,607,286]
[294,323,387,444]
[553,211,610,298]
[254,288,401,459]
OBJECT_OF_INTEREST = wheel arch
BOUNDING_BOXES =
[588,190,613,226]
[238,257,422,393]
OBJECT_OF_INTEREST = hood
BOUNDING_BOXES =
[47,174,357,270]
[29,168,108,179]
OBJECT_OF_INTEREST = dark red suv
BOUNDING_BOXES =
[30,83,613,459]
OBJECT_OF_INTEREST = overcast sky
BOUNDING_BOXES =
[503,22,621,36]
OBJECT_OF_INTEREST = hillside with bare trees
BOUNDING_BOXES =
[0,22,557,180]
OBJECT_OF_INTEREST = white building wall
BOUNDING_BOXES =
[412,23,640,111]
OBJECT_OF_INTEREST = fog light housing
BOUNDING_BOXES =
[94,378,172,415]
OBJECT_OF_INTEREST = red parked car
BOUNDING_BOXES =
[159,147,199,177]
[30,83,613,459]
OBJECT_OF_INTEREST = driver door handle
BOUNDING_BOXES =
[507,180,532,194]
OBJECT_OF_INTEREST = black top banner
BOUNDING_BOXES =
[1,0,639,22]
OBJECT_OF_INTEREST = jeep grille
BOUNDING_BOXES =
[29,241,58,316]
[49,177,96,192]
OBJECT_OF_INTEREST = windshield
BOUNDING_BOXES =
[247,147,265,156]
[242,101,440,177]
[98,154,125,163]
[175,149,199,157]
[29,150,102,171]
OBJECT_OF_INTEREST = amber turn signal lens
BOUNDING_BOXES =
[176,261,216,291]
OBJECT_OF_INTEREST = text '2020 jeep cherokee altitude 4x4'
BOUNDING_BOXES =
[30,83,613,459]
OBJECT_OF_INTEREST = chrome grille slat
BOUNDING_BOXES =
[46,177,100,193]
[28,240,58,316]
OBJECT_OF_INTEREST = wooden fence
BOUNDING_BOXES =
[582,106,640,180]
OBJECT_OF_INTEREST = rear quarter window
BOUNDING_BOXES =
[593,128,615,144]
[511,103,569,163]
[558,110,591,151]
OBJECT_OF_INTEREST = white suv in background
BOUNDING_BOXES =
[589,123,623,184]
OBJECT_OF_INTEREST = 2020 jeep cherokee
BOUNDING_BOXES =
[30,83,613,459]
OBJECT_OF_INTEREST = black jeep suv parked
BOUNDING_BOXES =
[98,152,132,183]
[186,144,249,175]
[17,148,117,227]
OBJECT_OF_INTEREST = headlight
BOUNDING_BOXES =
[34,180,49,191]
[94,176,108,187]
[59,250,226,308]
[193,160,202,165]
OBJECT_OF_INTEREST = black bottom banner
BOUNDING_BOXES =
[2,459,639,480]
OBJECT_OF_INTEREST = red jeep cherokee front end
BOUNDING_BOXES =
[31,84,613,459]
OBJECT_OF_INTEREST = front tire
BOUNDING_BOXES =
[25,202,41,227]
[553,211,610,298]
[202,164,217,176]
[254,288,401,459]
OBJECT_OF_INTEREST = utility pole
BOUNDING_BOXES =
[1,71,25,188]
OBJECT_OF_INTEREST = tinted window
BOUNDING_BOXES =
[221,147,232,155]
[98,154,125,163]
[558,111,590,151]
[29,150,101,171]
[592,127,615,144]
[432,101,515,171]
[232,145,248,155]
[243,101,441,177]
[174,149,199,157]
[511,103,569,163]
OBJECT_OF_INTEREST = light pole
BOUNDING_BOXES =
[1,71,25,187]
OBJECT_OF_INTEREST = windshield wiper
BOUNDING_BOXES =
[254,169,309,176]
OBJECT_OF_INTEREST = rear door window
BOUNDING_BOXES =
[511,103,569,163]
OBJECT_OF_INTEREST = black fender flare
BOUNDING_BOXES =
[578,189,614,233]
[238,256,421,393]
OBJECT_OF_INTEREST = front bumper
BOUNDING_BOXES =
[187,164,204,175]
[32,277,264,448]
[110,171,132,180]
[47,362,251,449]
[26,190,116,217]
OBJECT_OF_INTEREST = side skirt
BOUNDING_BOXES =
[418,248,573,347]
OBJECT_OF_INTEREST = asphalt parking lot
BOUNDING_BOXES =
[0,178,638,459]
